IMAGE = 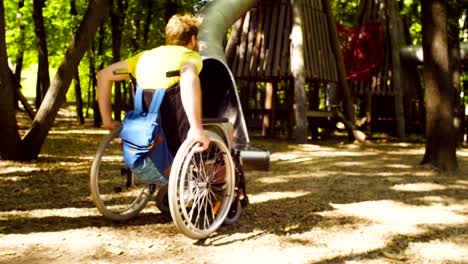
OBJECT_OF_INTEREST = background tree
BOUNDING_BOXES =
[0,0,22,159]
[0,0,111,160]
[420,0,458,172]
[32,0,50,108]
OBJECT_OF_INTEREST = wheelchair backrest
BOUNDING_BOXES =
[199,58,249,149]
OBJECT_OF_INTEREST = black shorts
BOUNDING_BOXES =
[143,84,189,156]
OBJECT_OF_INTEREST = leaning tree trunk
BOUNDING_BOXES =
[18,0,112,160]
[420,0,458,172]
[33,0,50,109]
[0,0,22,160]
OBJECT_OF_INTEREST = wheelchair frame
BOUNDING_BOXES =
[90,95,248,240]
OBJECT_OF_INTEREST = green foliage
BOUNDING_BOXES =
[331,0,360,28]
[6,0,465,117]
[401,0,422,44]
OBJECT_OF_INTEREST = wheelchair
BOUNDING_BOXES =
[90,59,254,239]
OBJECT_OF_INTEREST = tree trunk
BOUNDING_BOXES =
[74,71,84,124]
[18,0,111,160]
[14,0,25,81]
[0,0,23,160]
[290,0,307,143]
[87,45,97,119]
[387,0,406,140]
[164,0,177,24]
[420,0,458,172]
[33,0,50,109]
[110,0,127,122]
[447,0,463,145]
[143,0,152,46]
[93,24,105,127]
[70,0,83,125]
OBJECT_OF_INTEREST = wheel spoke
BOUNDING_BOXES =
[90,127,151,221]
[168,131,236,239]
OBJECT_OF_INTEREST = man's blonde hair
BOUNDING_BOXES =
[165,14,202,46]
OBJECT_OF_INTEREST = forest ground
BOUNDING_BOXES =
[0,108,467,264]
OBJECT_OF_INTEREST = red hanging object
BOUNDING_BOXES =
[337,22,383,81]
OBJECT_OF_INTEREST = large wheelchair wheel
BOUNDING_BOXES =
[90,127,152,221]
[168,130,235,239]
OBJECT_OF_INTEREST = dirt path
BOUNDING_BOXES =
[1,111,467,263]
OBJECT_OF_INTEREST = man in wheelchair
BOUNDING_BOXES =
[97,13,209,157]
[92,13,247,239]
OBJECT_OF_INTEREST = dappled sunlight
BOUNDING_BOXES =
[0,207,101,220]
[49,129,109,135]
[455,179,468,186]
[332,161,367,167]
[3,117,468,263]
[0,205,161,221]
[248,191,310,204]
[456,149,468,157]
[392,181,468,193]
[391,182,447,192]
[0,165,40,174]
[324,200,467,234]
[407,241,468,263]
[384,163,413,169]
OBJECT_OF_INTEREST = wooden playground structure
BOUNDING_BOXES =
[224,0,455,142]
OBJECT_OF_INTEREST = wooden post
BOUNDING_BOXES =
[263,82,277,137]
[387,0,406,140]
[290,0,308,143]
[321,0,355,127]
[263,82,272,136]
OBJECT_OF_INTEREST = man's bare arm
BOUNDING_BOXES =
[179,63,209,151]
[97,60,130,130]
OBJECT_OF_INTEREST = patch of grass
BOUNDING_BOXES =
[19,64,38,99]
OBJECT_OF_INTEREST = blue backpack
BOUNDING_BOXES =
[119,87,174,182]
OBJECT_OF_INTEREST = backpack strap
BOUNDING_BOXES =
[148,89,166,113]
[133,87,145,112]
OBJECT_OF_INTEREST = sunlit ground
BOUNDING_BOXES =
[1,115,467,263]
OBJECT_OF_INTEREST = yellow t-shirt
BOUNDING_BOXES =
[126,45,203,89]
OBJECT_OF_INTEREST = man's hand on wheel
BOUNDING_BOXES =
[103,120,121,132]
[187,128,210,152]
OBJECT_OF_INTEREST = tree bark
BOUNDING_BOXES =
[110,0,123,122]
[14,0,25,81]
[110,0,122,121]
[74,71,84,124]
[70,0,84,125]
[387,0,406,140]
[0,0,22,160]
[19,0,112,160]
[420,0,458,172]
[93,24,106,127]
[143,0,152,46]
[290,0,307,143]
[164,0,177,24]
[447,0,463,145]
[33,0,50,109]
